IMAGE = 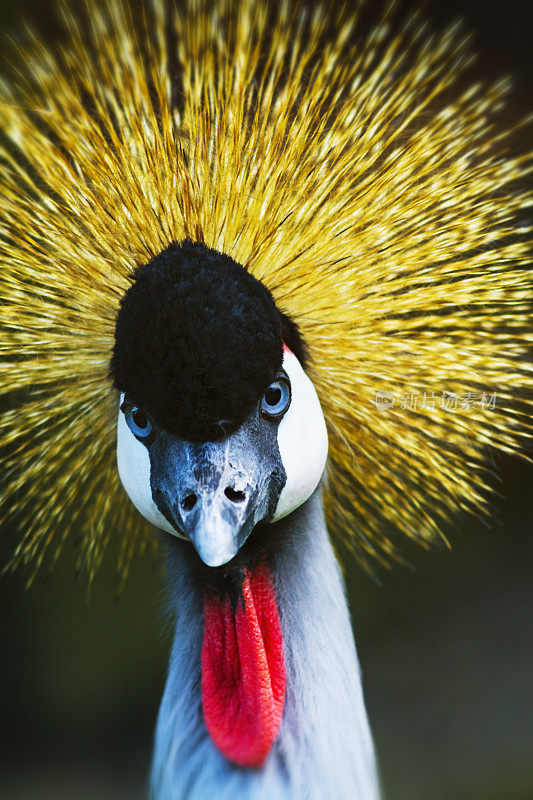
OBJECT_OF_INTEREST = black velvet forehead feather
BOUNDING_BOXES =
[111,240,307,440]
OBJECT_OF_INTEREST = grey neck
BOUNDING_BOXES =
[151,487,380,800]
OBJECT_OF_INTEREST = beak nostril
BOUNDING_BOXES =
[181,493,197,512]
[225,486,246,503]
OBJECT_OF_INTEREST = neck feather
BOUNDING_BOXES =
[151,487,380,800]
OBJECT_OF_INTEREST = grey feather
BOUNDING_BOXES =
[151,486,380,800]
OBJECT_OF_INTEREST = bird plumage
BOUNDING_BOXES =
[152,487,379,800]
[1,0,532,582]
[0,1,532,797]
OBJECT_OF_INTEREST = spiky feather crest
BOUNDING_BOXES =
[0,0,532,583]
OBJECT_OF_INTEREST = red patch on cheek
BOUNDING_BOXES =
[201,564,286,768]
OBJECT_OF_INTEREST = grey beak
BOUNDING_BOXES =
[176,458,259,567]
[150,424,282,567]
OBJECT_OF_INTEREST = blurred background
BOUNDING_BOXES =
[1,0,532,798]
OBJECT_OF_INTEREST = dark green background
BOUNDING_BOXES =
[1,1,532,798]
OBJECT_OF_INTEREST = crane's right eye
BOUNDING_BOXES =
[261,376,291,420]
[120,400,154,444]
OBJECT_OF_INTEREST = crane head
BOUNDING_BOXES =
[112,240,328,567]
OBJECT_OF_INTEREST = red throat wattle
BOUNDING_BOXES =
[201,563,286,768]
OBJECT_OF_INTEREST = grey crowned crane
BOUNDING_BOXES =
[112,241,379,798]
[1,1,532,799]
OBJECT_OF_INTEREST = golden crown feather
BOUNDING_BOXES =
[0,0,532,584]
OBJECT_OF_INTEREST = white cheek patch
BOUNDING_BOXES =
[272,349,329,521]
[116,396,178,536]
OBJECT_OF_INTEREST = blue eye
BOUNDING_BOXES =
[121,401,154,443]
[261,378,291,420]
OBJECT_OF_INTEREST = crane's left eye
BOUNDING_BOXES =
[261,377,291,420]
[121,400,154,444]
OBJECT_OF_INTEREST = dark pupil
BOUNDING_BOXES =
[265,386,282,407]
[132,408,147,428]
